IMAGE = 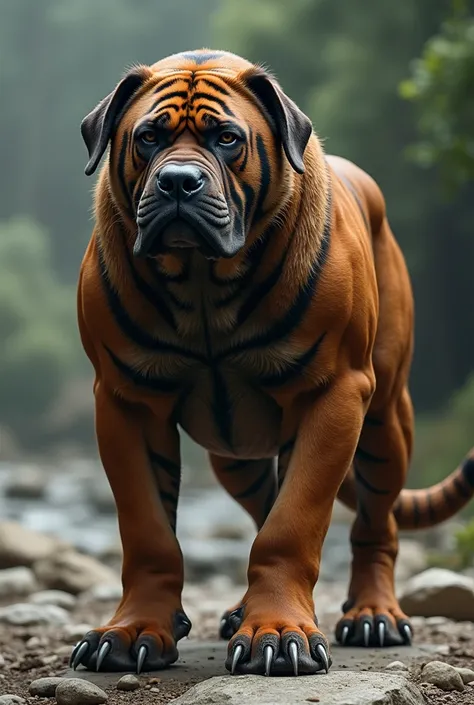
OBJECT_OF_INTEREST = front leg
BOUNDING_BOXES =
[227,371,373,676]
[71,384,190,673]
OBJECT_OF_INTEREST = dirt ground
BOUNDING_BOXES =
[1,600,473,704]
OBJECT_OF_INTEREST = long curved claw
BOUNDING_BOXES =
[288,640,298,677]
[96,641,111,672]
[137,645,147,674]
[264,645,273,677]
[231,644,243,675]
[378,622,385,647]
[341,625,350,646]
[363,622,370,647]
[403,624,412,645]
[316,644,329,673]
[71,641,89,670]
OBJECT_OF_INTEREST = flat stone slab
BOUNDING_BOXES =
[168,672,424,704]
[63,639,446,688]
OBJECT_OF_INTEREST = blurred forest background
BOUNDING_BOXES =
[0,0,473,494]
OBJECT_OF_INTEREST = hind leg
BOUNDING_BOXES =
[336,388,414,647]
[209,454,279,639]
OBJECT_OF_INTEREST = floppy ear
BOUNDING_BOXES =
[244,68,313,174]
[80,66,150,176]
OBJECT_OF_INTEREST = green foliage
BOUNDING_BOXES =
[454,519,474,568]
[400,1,474,192]
[0,217,83,441]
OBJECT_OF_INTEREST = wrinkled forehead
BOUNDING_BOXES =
[123,51,263,132]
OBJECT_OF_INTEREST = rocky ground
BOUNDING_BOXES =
[0,459,473,703]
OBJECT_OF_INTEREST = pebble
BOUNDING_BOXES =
[384,661,408,671]
[29,590,77,610]
[29,677,64,697]
[117,675,140,691]
[0,697,26,705]
[0,654,5,668]
[26,635,48,650]
[63,623,94,641]
[33,551,118,596]
[55,678,108,705]
[149,688,161,694]
[399,568,474,621]
[421,661,465,692]
[455,667,474,684]
[0,567,37,598]
[0,602,70,626]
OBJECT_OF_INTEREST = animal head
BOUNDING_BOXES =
[81,50,313,260]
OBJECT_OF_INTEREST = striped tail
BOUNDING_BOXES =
[337,450,474,529]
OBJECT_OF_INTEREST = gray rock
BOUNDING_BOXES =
[63,623,94,641]
[0,522,65,569]
[421,661,464,692]
[4,466,46,499]
[79,582,123,603]
[116,675,140,691]
[29,589,77,610]
[385,661,408,671]
[33,550,118,595]
[399,568,474,621]
[169,673,423,704]
[29,677,64,697]
[455,667,474,684]
[0,697,25,705]
[55,679,108,705]
[395,540,427,584]
[0,567,37,598]
[0,602,70,626]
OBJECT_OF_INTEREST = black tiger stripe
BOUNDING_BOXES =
[462,457,474,486]
[412,496,421,526]
[104,346,181,393]
[148,448,180,479]
[157,103,181,113]
[355,447,389,464]
[255,134,271,219]
[195,104,221,116]
[235,467,270,499]
[259,332,327,387]
[199,78,231,95]
[190,92,235,117]
[98,249,204,360]
[453,475,471,499]
[151,90,189,111]
[153,77,183,94]
[239,126,252,172]
[151,259,190,283]
[117,131,133,214]
[427,492,436,523]
[353,463,390,495]
[201,302,233,449]
[216,199,331,358]
[442,483,457,508]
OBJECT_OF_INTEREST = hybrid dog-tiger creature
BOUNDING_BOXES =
[74,49,474,676]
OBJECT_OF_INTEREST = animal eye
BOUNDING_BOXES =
[218,131,239,146]
[140,130,157,145]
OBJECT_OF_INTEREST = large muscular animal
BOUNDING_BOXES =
[72,49,474,676]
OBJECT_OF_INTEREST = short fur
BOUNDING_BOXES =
[75,49,474,675]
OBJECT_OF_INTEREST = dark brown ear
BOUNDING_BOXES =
[244,68,313,174]
[80,66,150,176]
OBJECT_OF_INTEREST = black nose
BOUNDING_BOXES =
[156,164,204,199]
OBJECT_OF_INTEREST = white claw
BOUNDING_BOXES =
[316,644,329,673]
[264,645,273,677]
[96,641,111,672]
[378,622,385,647]
[288,640,298,677]
[341,626,350,646]
[137,645,147,674]
[231,644,243,675]
[72,641,89,670]
[403,624,412,644]
[363,622,371,647]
